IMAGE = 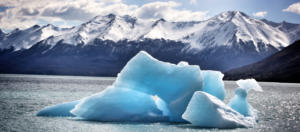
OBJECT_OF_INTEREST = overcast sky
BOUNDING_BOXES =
[0,0,300,32]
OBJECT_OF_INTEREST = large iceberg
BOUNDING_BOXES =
[228,79,263,116]
[182,91,255,128]
[36,51,263,129]
[37,51,203,122]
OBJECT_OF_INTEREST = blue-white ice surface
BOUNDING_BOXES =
[71,87,167,122]
[111,51,203,122]
[202,70,226,100]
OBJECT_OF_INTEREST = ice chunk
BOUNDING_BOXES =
[36,100,79,117]
[112,51,203,122]
[236,79,263,92]
[182,91,255,128]
[228,79,262,116]
[202,70,226,100]
[71,87,168,122]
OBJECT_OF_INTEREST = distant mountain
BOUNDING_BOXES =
[0,11,300,76]
[224,40,300,83]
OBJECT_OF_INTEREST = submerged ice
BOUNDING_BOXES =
[37,51,263,128]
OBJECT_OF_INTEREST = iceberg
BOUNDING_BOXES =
[36,51,263,129]
[37,51,203,122]
[182,91,255,128]
[202,70,226,100]
[228,79,263,116]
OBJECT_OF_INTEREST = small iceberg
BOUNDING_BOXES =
[37,51,263,129]
[228,79,263,117]
[182,91,256,128]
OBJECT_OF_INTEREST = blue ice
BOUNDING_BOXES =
[228,79,263,116]
[71,87,167,122]
[112,51,203,122]
[182,91,256,128]
[202,70,226,100]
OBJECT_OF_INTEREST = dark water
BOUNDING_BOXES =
[0,74,299,132]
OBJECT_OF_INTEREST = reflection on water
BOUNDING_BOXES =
[0,74,299,132]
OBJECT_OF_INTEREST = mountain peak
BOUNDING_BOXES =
[214,11,249,22]
[90,13,117,23]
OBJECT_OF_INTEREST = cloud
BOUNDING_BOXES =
[134,1,208,22]
[189,0,197,5]
[0,0,208,30]
[283,2,300,15]
[253,11,267,17]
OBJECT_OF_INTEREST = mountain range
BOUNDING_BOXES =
[0,11,299,76]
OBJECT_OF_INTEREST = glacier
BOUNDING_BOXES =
[36,51,262,128]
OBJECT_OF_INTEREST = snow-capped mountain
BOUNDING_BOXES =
[0,11,299,75]
[1,11,297,51]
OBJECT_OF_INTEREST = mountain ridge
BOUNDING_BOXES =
[0,11,297,51]
[0,11,300,75]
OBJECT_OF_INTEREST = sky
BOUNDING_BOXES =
[0,0,300,32]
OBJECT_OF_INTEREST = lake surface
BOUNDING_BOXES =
[0,74,299,132]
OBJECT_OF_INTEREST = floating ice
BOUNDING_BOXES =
[37,51,203,122]
[228,79,263,116]
[202,70,226,100]
[112,51,203,122]
[71,87,167,122]
[36,51,262,129]
[36,100,79,117]
[182,91,255,128]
